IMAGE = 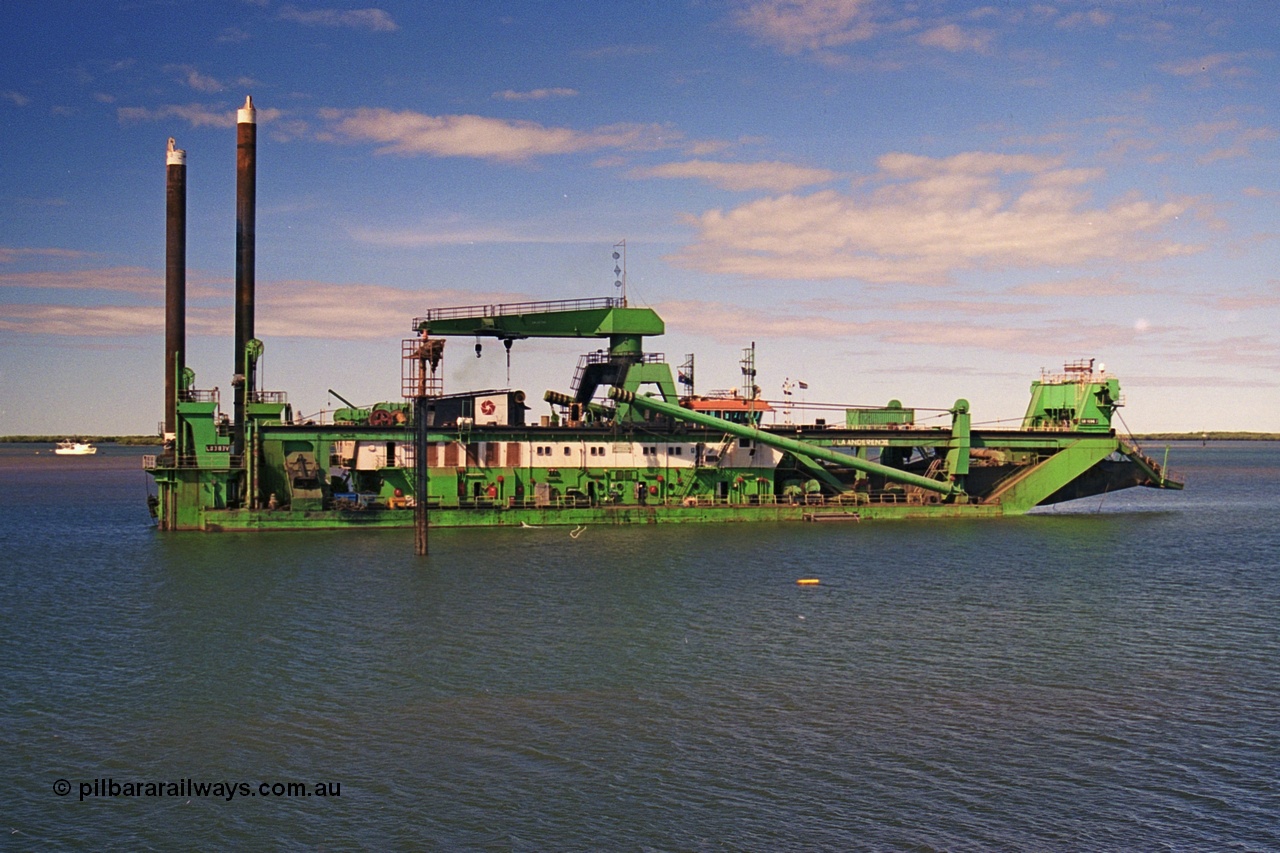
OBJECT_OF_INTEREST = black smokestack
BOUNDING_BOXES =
[233,95,256,457]
[165,137,186,440]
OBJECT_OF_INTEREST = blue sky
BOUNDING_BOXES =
[2,0,1277,435]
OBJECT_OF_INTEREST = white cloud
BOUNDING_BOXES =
[493,88,579,101]
[1012,275,1152,297]
[656,299,1171,355]
[0,274,519,341]
[916,23,993,54]
[0,303,163,337]
[629,159,839,192]
[0,266,231,299]
[167,64,225,93]
[349,221,583,247]
[1056,10,1114,29]
[278,6,398,32]
[319,108,678,162]
[247,282,522,339]
[733,0,876,54]
[1210,283,1280,311]
[1187,120,1279,164]
[218,27,252,44]
[888,298,1043,316]
[0,266,158,292]
[669,150,1200,283]
[658,299,873,340]
[117,103,284,128]
[0,247,89,265]
[1158,51,1261,80]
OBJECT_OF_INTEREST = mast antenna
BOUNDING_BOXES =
[612,239,627,306]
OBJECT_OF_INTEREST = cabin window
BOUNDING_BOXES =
[564,446,572,456]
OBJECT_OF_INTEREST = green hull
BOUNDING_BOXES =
[175,499,1011,533]
[146,422,1175,532]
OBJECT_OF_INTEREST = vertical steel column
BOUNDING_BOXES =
[414,396,429,556]
[164,138,186,441]
[233,96,256,458]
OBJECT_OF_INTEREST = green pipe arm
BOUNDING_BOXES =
[610,388,959,497]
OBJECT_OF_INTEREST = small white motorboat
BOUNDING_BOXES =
[54,440,98,456]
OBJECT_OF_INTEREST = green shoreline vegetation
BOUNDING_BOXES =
[2,435,163,445]
[1132,432,1280,441]
[3,432,1277,445]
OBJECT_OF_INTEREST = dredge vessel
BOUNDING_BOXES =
[144,100,1182,532]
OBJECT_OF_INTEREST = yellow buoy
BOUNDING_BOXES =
[796,578,820,585]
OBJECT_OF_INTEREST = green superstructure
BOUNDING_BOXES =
[145,296,1181,532]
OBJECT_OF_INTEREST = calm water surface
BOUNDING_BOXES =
[2,442,1277,850]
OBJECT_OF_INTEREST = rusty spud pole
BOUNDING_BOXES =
[233,95,256,459]
[164,137,186,440]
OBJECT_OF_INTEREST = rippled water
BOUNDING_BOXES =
[3,442,1278,850]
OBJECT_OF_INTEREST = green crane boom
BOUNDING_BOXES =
[415,297,677,415]
[414,297,662,358]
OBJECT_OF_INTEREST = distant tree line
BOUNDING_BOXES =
[0,435,164,445]
[1132,432,1280,441]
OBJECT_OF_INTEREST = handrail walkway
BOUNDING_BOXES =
[415,297,623,326]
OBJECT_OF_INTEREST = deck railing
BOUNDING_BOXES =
[414,296,623,327]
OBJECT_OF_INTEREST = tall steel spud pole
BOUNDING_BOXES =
[233,96,256,461]
[164,137,186,442]
[415,395,428,556]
